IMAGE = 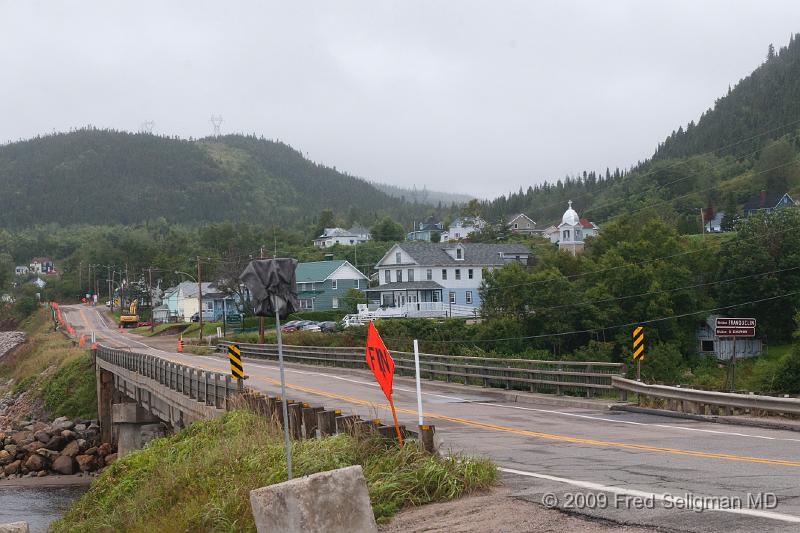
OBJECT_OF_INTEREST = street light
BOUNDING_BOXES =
[175,270,204,342]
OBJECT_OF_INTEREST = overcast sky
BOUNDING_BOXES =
[1,1,799,199]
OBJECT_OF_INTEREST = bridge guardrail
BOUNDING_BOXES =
[612,376,800,416]
[96,345,240,409]
[217,341,625,398]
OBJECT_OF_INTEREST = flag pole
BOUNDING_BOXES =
[388,396,404,447]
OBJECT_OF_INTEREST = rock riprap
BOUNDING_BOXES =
[0,416,115,478]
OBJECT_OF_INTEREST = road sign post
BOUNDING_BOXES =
[365,321,403,446]
[714,318,756,392]
[632,326,645,382]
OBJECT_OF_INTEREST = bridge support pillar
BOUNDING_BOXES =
[96,366,115,445]
[112,403,164,457]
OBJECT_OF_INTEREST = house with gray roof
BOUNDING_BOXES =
[366,242,530,315]
[313,227,371,248]
[296,259,368,311]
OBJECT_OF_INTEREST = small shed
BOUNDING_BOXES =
[697,315,762,361]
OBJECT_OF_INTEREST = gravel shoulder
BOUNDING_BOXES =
[379,488,657,533]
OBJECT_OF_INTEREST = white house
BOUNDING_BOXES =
[545,201,599,255]
[364,242,530,317]
[14,266,29,276]
[313,227,371,248]
[441,217,486,242]
[507,213,537,235]
[29,257,55,274]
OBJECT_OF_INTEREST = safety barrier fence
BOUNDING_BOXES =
[217,341,626,398]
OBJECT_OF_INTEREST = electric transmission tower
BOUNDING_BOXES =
[210,115,223,137]
[140,121,155,134]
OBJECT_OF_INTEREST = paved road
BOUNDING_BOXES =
[64,305,800,532]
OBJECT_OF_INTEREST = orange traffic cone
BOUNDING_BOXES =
[79,335,85,348]
[90,342,97,350]
[177,336,183,353]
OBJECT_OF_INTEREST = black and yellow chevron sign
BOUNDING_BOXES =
[632,326,645,361]
[228,344,245,379]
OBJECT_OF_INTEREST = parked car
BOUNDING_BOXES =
[318,321,338,332]
[280,320,303,333]
[297,321,321,332]
[190,311,215,322]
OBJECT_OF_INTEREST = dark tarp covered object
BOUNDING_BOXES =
[240,258,300,319]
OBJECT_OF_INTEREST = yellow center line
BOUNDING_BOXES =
[150,357,800,468]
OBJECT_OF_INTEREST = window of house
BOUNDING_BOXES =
[354,279,360,289]
[300,299,314,310]
[466,291,473,304]
[331,279,337,290]
[514,223,518,229]
[408,269,414,282]
[456,248,462,259]
[385,270,391,283]
[426,269,432,280]
[396,269,403,282]
[433,292,440,302]
[449,292,456,304]
[395,252,402,264]
[563,230,570,240]
[332,297,339,309]
[455,269,461,280]
[701,340,714,352]
[441,269,447,280]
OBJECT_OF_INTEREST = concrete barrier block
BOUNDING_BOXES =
[0,522,29,533]
[249,465,377,533]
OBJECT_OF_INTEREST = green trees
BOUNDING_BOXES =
[715,208,800,342]
[369,217,405,242]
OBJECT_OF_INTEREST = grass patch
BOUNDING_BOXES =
[52,410,495,532]
[0,308,97,420]
[182,345,215,356]
[688,344,795,393]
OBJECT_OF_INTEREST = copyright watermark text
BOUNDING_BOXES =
[540,491,778,512]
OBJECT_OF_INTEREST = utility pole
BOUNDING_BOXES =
[197,257,204,343]
[148,267,155,333]
[107,266,112,312]
[259,247,265,344]
[700,207,705,240]
[79,261,82,298]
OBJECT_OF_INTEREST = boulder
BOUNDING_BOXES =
[34,431,50,444]
[53,419,75,431]
[84,447,98,456]
[75,454,96,472]
[35,449,59,460]
[104,453,118,466]
[51,455,76,475]
[10,431,33,446]
[61,440,80,458]
[97,443,113,457]
[24,454,47,472]
[74,424,87,432]
[37,470,48,477]
[0,521,29,533]
[25,442,42,454]
[76,439,87,451]
[0,450,10,465]
[4,460,21,476]
[60,430,77,440]
[3,445,17,458]
[44,436,67,451]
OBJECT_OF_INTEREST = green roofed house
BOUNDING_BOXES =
[296,260,368,311]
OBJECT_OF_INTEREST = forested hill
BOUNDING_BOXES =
[481,33,800,230]
[0,129,437,228]
[655,34,800,160]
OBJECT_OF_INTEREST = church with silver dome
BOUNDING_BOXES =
[543,200,599,255]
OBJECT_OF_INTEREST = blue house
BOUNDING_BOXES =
[296,260,368,311]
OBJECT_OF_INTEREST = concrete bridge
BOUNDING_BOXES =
[94,346,236,455]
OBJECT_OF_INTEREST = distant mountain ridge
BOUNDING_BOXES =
[0,130,438,228]
[370,181,473,206]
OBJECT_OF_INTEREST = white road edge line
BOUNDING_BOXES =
[499,467,800,524]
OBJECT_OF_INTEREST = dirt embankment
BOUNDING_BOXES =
[0,332,25,362]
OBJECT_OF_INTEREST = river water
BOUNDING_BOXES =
[0,485,87,532]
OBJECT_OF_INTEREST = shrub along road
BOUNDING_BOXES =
[63,304,800,533]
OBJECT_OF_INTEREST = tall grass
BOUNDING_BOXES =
[52,410,496,532]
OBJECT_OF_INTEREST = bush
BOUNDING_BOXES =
[772,345,800,394]
[639,342,685,384]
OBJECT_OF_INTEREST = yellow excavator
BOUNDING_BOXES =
[119,299,140,328]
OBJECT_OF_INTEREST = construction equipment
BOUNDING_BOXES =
[119,299,140,328]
